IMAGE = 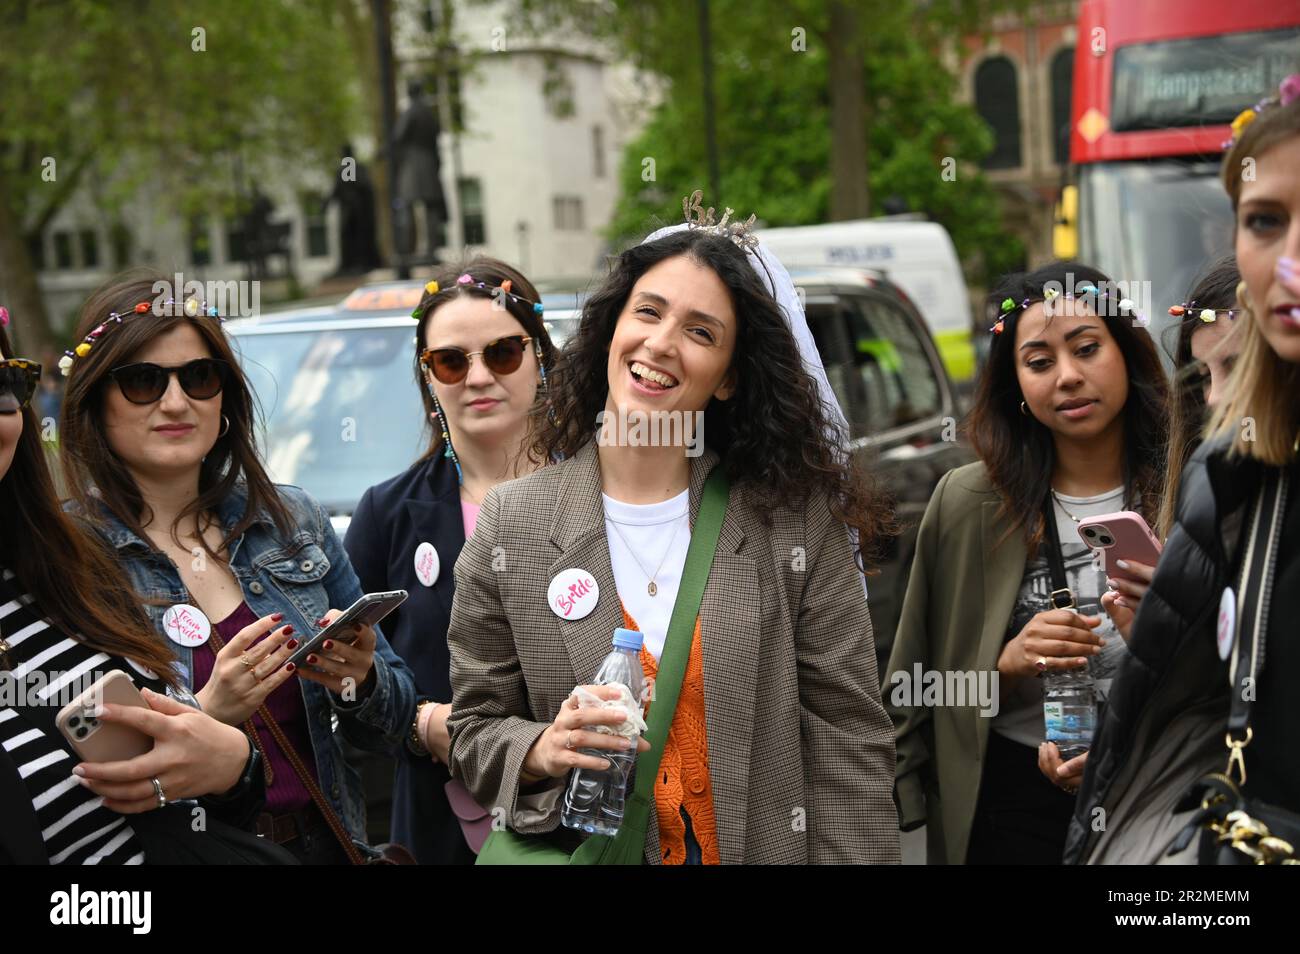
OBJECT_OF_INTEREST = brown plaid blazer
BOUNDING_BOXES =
[446,442,900,863]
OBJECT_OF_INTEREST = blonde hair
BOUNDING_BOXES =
[1207,95,1300,464]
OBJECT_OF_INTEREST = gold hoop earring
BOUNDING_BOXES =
[218,414,230,438]
[1020,401,1029,417]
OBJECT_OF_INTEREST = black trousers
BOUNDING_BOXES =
[965,730,1077,865]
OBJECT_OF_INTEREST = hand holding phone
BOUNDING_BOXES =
[56,670,154,763]
[1076,511,1162,582]
[285,590,407,670]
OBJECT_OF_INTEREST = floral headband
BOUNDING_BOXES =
[1227,73,1300,148]
[59,298,223,377]
[1168,303,1241,323]
[0,306,9,328]
[410,276,544,321]
[989,283,1140,335]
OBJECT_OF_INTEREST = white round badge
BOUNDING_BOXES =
[414,541,440,588]
[1217,587,1237,661]
[161,604,211,648]
[547,569,600,621]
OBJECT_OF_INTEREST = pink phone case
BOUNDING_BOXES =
[55,670,154,763]
[1076,511,1162,582]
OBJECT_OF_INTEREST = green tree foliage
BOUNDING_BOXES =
[0,0,359,351]
[608,0,1025,284]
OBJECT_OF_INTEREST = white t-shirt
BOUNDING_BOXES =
[993,486,1133,748]
[602,489,691,663]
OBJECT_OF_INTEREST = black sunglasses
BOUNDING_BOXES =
[419,335,534,385]
[0,358,42,413]
[108,358,230,405]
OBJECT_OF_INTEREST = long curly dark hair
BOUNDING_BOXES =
[529,228,898,570]
[966,261,1168,555]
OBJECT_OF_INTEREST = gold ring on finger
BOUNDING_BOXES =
[239,652,256,669]
[565,730,577,750]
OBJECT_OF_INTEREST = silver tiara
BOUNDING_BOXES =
[682,190,759,252]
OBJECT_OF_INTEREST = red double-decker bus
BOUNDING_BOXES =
[1063,0,1299,334]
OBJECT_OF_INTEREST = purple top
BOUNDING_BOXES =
[192,602,316,816]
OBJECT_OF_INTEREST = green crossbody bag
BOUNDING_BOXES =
[476,467,729,865]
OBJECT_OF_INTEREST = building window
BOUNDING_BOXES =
[302,192,329,258]
[440,64,465,133]
[592,125,606,178]
[53,231,74,270]
[552,196,584,231]
[79,230,99,269]
[226,221,248,264]
[1051,47,1074,166]
[189,216,212,266]
[459,178,485,245]
[974,56,1022,169]
[110,224,132,269]
[27,233,46,271]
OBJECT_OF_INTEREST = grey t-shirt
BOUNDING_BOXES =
[992,487,1132,748]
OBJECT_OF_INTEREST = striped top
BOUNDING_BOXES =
[0,565,162,864]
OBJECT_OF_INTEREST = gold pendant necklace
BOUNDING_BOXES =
[607,514,684,596]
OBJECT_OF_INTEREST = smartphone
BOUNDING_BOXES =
[1076,511,1163,583]
[285,590,408,670]
[55,670,154,763]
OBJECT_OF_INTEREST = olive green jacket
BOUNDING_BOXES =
[886,461,1031,865]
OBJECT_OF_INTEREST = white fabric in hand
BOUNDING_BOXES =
[571,684,647,740]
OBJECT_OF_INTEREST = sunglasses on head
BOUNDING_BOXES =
[108,358,229,405]
[0,359,41,413]
[419,335,534,385]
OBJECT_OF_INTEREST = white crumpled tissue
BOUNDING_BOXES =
[570,683,647,741]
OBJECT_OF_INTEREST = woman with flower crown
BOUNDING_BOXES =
[888,260,1168,865]
[344,256,557,864]
[1065,74,1300,865]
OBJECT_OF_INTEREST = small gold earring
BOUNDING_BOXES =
[1020,401,1029,416]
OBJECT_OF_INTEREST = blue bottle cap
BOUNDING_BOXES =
[612,627,643,651]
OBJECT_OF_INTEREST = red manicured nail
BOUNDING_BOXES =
[271,613,284,622]
[316,618,329,626]
[283,626,294,636]
[307,655,318,664]
[287,640,298,650]
[323,640,333,650]
[285,663,296,673]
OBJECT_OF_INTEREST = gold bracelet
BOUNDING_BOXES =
[408,700,434,755]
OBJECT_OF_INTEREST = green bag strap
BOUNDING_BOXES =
[630,465,729,803]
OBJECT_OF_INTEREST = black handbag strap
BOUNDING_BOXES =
[1225,468,1288,780]
[1042,496,1075,610]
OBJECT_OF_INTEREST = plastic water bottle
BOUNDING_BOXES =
[560,628,645,836]
[1043,666,1096,760]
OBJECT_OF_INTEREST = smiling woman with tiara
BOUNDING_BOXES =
[445,192,900,865]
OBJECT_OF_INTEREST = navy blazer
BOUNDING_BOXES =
[345,450,475,864]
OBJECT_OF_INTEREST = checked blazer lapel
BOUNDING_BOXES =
[547,443,626,687]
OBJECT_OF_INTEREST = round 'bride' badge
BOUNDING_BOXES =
[414,542,440,587]
[548,569,599,621]
[162,604,211,648]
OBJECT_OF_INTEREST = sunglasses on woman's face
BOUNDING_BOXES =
[109,358,229,405]
[419,335,533,385]
[0,359,41,413]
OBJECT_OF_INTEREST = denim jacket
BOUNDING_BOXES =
[76,483,417,846]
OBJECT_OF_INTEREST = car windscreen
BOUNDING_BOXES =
[230,323,427,514]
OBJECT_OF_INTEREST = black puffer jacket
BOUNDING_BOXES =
[1064,434,1264,863]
